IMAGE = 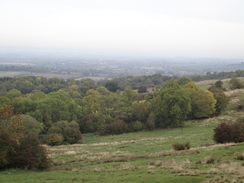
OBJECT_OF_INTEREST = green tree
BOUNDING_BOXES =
[185,82,216,119]
[105,81,119,92]
[229,78,244,90]
[137,86,147,93]
[48,120,82,144]
[208,86,230,115]
[177,77,192,86]
[131,101,151,123]
[5,89,22,99]
[153,81,191,128]
[215,80,223,88]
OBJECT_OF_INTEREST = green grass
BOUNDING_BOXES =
[196,77,244,90]
[1,112,244,183]
[0,71,31,77]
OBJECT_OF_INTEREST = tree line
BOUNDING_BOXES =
[0,75,231,142]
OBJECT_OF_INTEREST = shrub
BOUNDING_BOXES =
[99,120,129,135]
[214,122,244,143]
[0,106,51,170]
[13,134,52,170]
[203,156,215,164]
[46,133,63,146]
[172,142,190,151]
[138,86,147,93]
[130,121,144,132]
[234,153,244,160]
[47,121,82,145]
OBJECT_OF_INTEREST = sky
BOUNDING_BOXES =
[1,0,244,58]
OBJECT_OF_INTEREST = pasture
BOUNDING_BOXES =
[1,111,243,183]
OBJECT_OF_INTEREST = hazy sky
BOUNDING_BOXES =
[1,0,244,58]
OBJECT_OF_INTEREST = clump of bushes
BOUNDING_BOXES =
[46,133,63,146]
[213,121,244,143]
[0,106,51,170]
[99,120,129,135]
[47,121,82,145]
[172,142,190,151]
[130,121,144,132]
[12,133,52,170]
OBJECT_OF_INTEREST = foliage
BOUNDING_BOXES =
[99,120,129,135]
[213,122,244,143]
[137,86,147,93]
[229,78,244,90]
[153,81,191,127]
[12,133,52,170]
[172,142,190,151]
[185,82,216,119]
[105,81,119,92]
[48,121,82,144]
[46,133,63,146]
[177,77,192,86]
[130,121,144,132]
[0,106,51,170]
[20,115,43,135]
[214,80,223,88]
[208,86,230,115]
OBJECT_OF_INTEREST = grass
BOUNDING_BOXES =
[0,71,31,77]
[196,77,244,90]
[1,110,244,183]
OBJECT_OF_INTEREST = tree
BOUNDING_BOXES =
[0,106,50,170]
[177,77,192,86]
[137,86,147,93]
[208,86,230,115]
[184,82,216,119]
[105,81,119,92]
[131,101,151,123]
[48,120,82,144]
[152,81,191,128]
[229,78,244,90]
[5,89,22,99]
[215,80,223,88]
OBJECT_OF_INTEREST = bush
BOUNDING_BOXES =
[130,121,144,132]
[13,134,52,170]
[203,156,216,164]
[99,120,129,135]
[214,122,244,143]
[0,107,51,170]
[47,121,82,145]
[172,142,190,151]
[234,153,244,160]
[46,133,63,146]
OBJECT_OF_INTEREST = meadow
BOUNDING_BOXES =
[0,110,243,183]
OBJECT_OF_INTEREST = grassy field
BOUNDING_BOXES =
[0,110,244,183]
[196,77,244,90]
[0,71,31,78]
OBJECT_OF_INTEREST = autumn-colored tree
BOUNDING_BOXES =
[0,106,23,168]
[0,106,51,169]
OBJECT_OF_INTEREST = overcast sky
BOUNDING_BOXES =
[1,0,244,58]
